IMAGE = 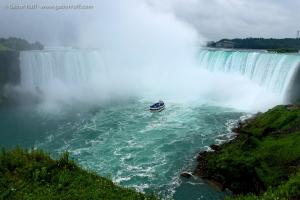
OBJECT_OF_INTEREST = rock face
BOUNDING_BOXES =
[210,144,222,151]
[194,113,267,194]
[205,179,224,191]
[0,51,20,85]
[194,151,225,191]
[194,151,209,178]
[194,147,265,194]
[180,173,192,178]
[0,51,21,103]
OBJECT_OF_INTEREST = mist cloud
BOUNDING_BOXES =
[0,0,293,112]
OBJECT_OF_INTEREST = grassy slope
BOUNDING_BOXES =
[267,48,299,53]
[0,44,10,51]
[0,146,160,200]
[202,105,300,199]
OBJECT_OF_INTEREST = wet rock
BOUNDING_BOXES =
[210,144,222,151]
[180,173,191,178]
[232,128,239,133]
[205,179,224,191]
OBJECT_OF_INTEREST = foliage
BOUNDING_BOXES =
[203,105,300,197]
[209,38,300,50]
[206,41,216,47]
[246,106,300,135]
[224,170,300,200]
[267,48,299,53]
[0,145,160,200]
[0,37,44,51]
[0,44,10,51]
[30,41,44,50]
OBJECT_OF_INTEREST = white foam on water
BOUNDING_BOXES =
[115,177,132,184]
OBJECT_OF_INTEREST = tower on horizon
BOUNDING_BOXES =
[297,30,299,39]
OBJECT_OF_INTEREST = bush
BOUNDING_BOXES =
[0,37,44,51]
[0,145,160,200]
[203,106,300,197]
[267,48,299,53]
[224,170,300,200]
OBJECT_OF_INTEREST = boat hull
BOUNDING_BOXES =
[150,105,165,113]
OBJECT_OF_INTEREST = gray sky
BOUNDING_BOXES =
[157,0,300,41]
[0,0,299,45]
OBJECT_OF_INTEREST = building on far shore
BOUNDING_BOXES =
[215,41,236,48]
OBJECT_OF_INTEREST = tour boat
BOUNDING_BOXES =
[150,101,165,112]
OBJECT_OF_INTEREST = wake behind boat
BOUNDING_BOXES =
[150,100,165,113]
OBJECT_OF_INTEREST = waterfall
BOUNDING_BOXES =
[18,50,144,103]
[16,49,300,105]
[20,51,105,87]
[198,50,300,102]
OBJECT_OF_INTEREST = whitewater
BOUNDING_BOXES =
[1,48,300,200]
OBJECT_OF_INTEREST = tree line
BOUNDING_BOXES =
[207,38,300,49]
[0,37,44,51]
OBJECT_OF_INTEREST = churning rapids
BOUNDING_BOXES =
[1,48,300,199]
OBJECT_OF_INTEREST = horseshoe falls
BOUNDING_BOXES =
[198,50,300,102]
[1,48,300,200]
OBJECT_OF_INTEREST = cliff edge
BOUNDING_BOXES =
[0,51,21,103]
[194,105,300,199]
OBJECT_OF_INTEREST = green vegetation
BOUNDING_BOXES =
[224,170,300,200]
[267,48,299,53]
[0,44,10,51]
[0,145,160,200]
[200,105,300,199]
[0,37,44,51]
[208,38,300,50]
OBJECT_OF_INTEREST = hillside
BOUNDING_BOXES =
[0,145,160,199]
[194,105,300,199]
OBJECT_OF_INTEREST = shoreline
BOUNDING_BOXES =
[193,112,265,194]
[192,105,300,198]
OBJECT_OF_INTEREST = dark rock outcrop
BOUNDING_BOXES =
[180,173,191,178]
[194,113,267,194]
[194,152,207,178]
[0,51,21,104]
[0,51,20,87]
[194,145,265,194]
[205,179,224,191]
[210,144,222,151]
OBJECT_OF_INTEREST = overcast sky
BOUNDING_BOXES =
[1,0,299,45]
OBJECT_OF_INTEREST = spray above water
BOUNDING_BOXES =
[8,0,200,105]
[4,0,300,112]
[17,49,299,111]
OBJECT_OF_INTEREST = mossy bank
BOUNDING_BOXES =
[0,145,161,200]
[194,105,300,199]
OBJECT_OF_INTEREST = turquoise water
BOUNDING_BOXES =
[0,98,248,199]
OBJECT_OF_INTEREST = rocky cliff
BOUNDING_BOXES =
[0,51,21,103]
[194,106,300,198]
